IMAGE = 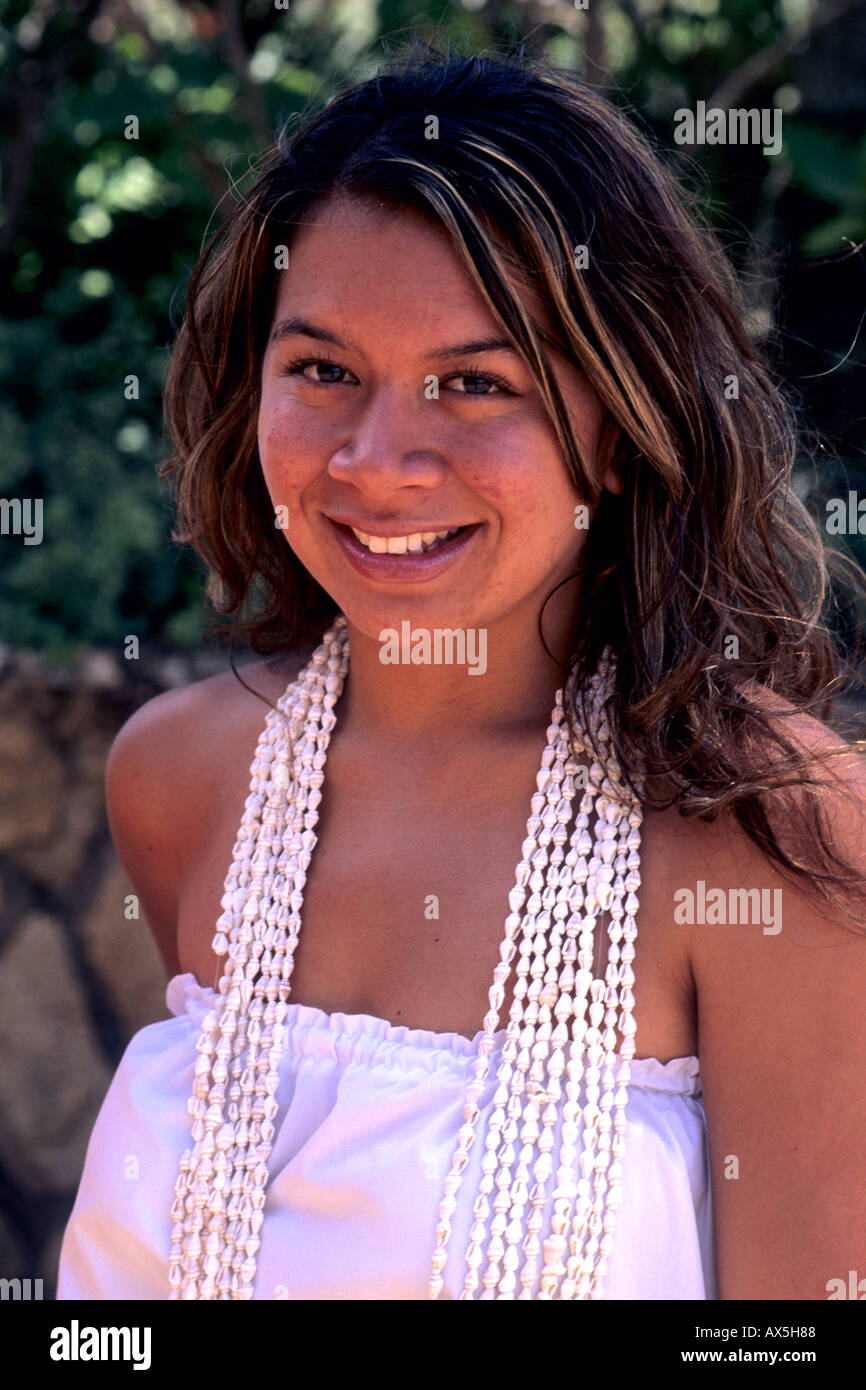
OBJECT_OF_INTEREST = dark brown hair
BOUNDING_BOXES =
[161,41,866,927]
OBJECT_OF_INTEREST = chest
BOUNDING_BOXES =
[177,737,697,1061]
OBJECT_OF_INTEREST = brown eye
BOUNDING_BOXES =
[305,361,347,383]
[280,356,356,384]
[456,375,495,394]
[445,368,513,396]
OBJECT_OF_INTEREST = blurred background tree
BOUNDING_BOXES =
[1,0,864,658]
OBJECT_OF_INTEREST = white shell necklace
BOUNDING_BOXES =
[170,613,646,1300]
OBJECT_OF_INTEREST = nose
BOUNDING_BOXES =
[327,383,446,498]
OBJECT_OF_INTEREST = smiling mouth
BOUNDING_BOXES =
[349,526,463,555]
[327,517,482,572]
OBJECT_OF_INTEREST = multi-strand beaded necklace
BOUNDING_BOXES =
[169,614,645,1299]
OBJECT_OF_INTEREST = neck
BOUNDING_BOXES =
[334,587,579,751]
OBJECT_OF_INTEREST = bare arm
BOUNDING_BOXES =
[105,686,197,978]
[689,718,866,1298]
[104,652,309,980]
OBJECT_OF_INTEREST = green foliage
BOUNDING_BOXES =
[783,121,866,254]
[0,0,863,658]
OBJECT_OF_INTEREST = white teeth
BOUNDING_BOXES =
[349,526,462,554]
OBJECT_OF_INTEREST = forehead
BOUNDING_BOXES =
[269,191,551,339]
[288,191,449,251]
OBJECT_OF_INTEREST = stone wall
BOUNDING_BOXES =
[0,644,225,1299]
[1,643,863,1300]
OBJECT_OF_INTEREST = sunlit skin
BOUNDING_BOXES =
[104,195,866,1305]
[257,193,624,753]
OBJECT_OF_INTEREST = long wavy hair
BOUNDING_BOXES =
[161,41,866,927]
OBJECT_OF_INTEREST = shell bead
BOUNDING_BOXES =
[171,619,644,1300]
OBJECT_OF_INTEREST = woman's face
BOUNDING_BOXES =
[257,192,622,643]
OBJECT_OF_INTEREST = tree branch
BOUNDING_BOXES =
[0,0,105,263]
[707,0,865,111]
[216,0,274,149]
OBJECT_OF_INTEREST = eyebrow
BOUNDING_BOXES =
[269,315,520,360]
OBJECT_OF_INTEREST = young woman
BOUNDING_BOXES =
[57,45,866,1301]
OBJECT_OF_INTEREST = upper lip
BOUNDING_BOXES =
[327,515,473,535]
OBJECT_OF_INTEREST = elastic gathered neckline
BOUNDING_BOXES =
[166,972,701,1095]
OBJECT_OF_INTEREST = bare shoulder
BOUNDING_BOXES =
[105,645,314,974]
[687,686,866,1009]
[744,681,865,772]
[106,646,313,809]
[651,690,866,1297]
[650,689,866,961]
[107,652,304,781]
[736,686,866,884]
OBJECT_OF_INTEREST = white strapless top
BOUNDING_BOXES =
[57,972,716,1300]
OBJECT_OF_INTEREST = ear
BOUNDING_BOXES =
[601,451,626,496]
[595,416,626,497]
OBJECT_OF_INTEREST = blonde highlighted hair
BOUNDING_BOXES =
[162,40,866,926]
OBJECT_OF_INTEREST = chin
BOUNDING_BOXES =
[339,596,486,638]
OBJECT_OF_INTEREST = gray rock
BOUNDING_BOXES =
[0,912,112,1195]
[0,715,65,851]
[81,859,169,1036]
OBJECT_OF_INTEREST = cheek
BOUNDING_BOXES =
[257,401,329,495]
[457,418,582,525]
